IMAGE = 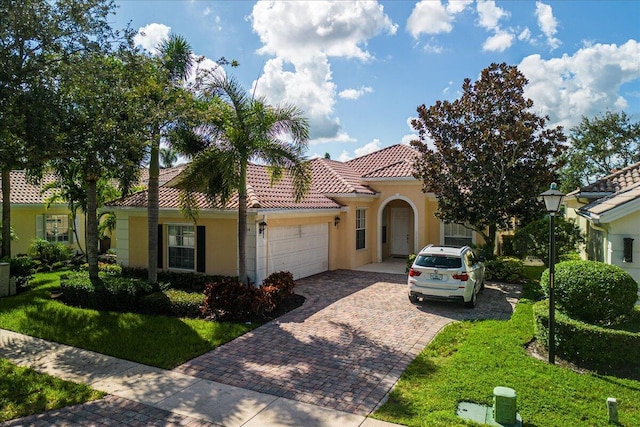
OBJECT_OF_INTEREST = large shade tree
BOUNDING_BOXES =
[559,111,640,193]
[53,48,148,282]
[411,62,566,255]
[176,75,311,285]
[0,0,116,258]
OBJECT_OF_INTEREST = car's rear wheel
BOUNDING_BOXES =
[465,288,477,308]
[480,277,485,291]
[408,293,420,304]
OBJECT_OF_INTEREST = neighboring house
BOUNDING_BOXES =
[109,144,485,283]
[0,166,187,257]
[564,161,640,286]
[0,171,86,255]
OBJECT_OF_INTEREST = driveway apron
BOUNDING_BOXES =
[175,270,521,416]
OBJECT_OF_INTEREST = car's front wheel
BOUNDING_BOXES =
[464,288,477,308]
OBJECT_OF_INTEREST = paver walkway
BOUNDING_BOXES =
[175,270,521,415]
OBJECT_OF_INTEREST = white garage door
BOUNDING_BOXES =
[268,223,329,280]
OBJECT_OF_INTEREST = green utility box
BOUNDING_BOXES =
[494,386,517,425]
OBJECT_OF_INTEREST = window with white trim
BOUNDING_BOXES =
[168,225,195,270]
[444,222,473,246]
[356,208,366,250]
[45,215,71,243]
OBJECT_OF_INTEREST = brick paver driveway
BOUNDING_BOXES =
[175,270,521,416]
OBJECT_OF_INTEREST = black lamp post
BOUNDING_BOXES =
[539,182,565,364]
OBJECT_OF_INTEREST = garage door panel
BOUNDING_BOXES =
[268,224,328,280]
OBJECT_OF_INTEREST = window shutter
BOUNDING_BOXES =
[157,224,163,269]
[36,215,44,239]
[197,226,206,273]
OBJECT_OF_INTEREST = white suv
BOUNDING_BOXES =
[407,245,485,308]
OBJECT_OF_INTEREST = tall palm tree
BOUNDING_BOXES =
[177,75,311,284]
[159,146,179,168]
[144,34,195,284]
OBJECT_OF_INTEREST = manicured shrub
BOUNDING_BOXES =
[80,262,122,275]
[484,257,525,283]
[261,271,295,305]
[512,216,584,264]
[540,260,638,324]
[60,272,152,312]
[534,300,640,377]
[27,239,73,268]
[139,290,205,318]
[120,267,230,292]
[406,254,416,273]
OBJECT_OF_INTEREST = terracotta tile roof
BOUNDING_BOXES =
[347,144,419,178]
[309,158,376,195]
[578,181,640,217]
[0,171,59,204]
[138,165,189,187]
[570,161,640,195]
[109,163,341,210]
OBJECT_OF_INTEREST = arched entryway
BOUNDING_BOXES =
[377,196,418,263]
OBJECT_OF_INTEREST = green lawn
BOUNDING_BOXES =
[0,270,257,369]
[0,358,104,422]
[373,267,640,427]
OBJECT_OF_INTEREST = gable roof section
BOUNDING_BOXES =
[578,181,640,224]
[110,163,341,210]
[309,158,375,195]
[346,144,418,178]
[0,171,58,205]
[568,161,640,196]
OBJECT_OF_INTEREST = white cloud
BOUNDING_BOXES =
[203,7,211,16]
[519,39,640,130]
[424,42,444,54]
[482,31,514,52]
[251,1,397,144]
[337,150,353,162]
[134,23,171,53]
[401,134,418,145]
[518,28,532,42]
[476,0,509,31]
[407,0,471,37]
[339,86,374,100]
[535,1,560,50]
[354,139,383,157]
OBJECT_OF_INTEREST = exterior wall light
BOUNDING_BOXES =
[258,221,267,235]
[334,216,340,227]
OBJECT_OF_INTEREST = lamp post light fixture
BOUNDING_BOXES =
[539,182,565,364]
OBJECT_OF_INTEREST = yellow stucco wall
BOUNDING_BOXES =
[127,213,238,277]
[8,205,86,256]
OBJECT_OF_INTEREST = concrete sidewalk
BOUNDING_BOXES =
[0,329,401,427]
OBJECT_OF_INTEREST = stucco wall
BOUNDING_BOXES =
[608,213,640,285]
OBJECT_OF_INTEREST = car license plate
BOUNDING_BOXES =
[430,273,442,280]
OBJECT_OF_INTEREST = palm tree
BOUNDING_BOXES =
[177,75,311,284]
[159,146,179,168]
[144,34,195,284]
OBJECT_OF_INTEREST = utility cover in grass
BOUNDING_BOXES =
[457,401,522,427]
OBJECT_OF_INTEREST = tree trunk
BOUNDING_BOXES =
[1,168,11,259]
[147,139,159,284]
[238,160,248,286]
[86,177,99,284]
[487,223,497,257]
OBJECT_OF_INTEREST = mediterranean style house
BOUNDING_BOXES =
[109,144,484,283]
[564,161,640,285]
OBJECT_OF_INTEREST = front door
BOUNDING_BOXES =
[391,208,410,255]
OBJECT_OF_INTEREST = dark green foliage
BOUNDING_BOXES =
[27,239,73,267]
[201,271,298,322]
[411,62,566,255]
[139,290,205,318]
[406,253,417,273]
[534,300,639,377]
[0,256,35,290]
[484,257,525,283]
[120,266,230,292]
[512,216,584,265]
[60,272,152,312]
[540,260,638,323]
[80,262,122,275]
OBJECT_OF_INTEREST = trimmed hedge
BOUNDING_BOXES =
[540,260,638,324]
[484,256,525,283]
[139,290,205,318]
[534,300,640,377]
[120,267,231,292]
[1,256,35,291]
[60,272,152,312]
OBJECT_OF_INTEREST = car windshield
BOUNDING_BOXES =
[415,254,462,269]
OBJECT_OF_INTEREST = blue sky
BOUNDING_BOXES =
[113,1,640,161]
